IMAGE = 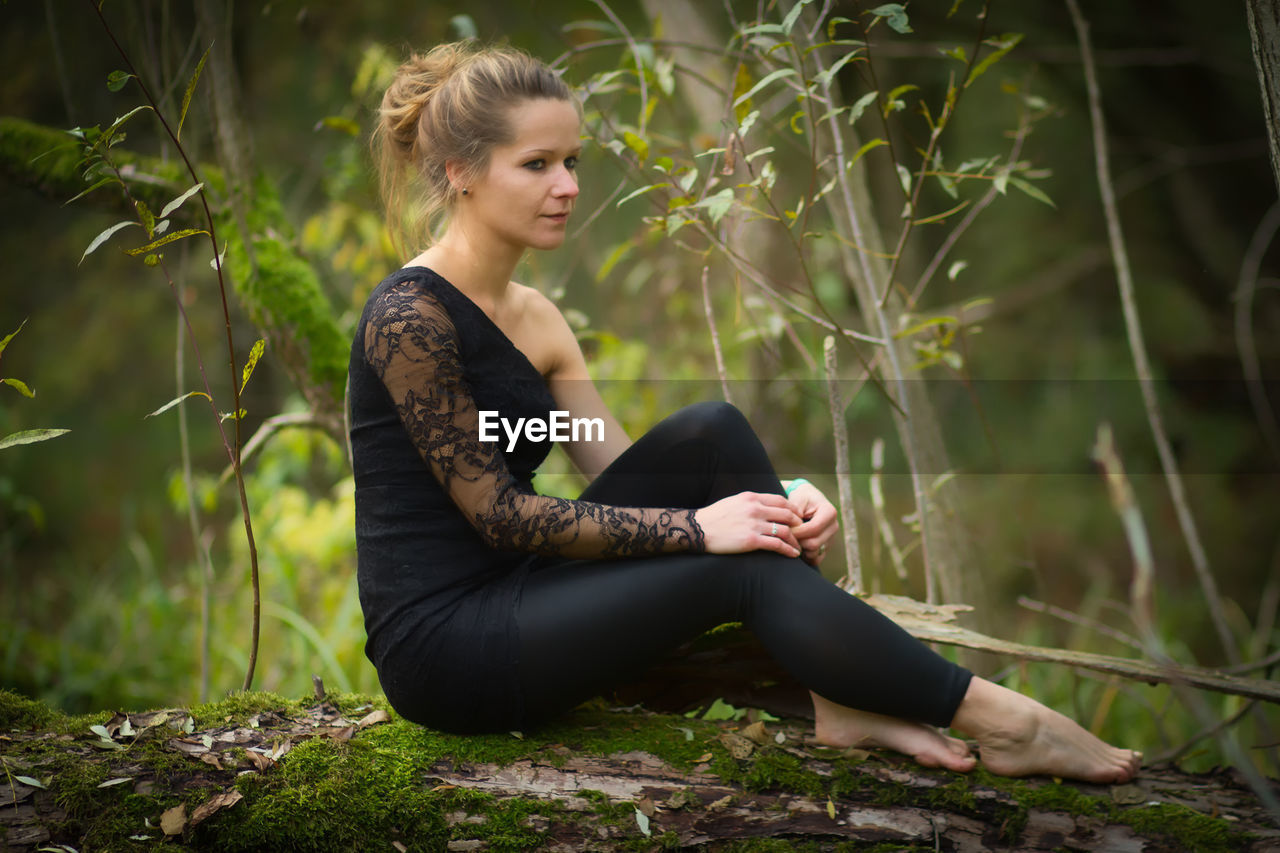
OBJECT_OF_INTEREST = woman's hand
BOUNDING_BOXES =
[785,481,838,566]
[694,492,803,558]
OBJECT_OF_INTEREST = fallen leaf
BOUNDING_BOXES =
[774,732,786,744]
[169,737,208,756]
[357,709,390,729]
[741,720,770,745]
[103,712,128,738]
[245,750,274,772]
[14,775,46,789]
[1111,784,1146,805]
[199,753,223,770]
[97,777,132,788]
[826,797,836,819]
[695,752,713,763]
[841,747,871,762]
[160,803,187,836]
[0,785,31,808]
[392,843,407,852]
[636,796,656,818]
[331,726,356,743]
[634,807,651,837]
[88,738,124,751]
[718,732,755,759]
[129,709,173,729]
[664,789,700,810]
[708,795,733,810]
[189,790,243,828]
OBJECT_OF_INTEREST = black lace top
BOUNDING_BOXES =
[348,266,704,731]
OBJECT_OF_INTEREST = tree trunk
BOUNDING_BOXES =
[1247,0,1280,198]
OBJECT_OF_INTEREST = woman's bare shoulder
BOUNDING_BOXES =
[509,282,567,328]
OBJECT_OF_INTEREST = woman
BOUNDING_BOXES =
[348,41,1140,783]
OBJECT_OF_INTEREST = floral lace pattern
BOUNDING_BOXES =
[362,280,705,558]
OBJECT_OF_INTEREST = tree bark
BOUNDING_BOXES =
[1247,0,1280,198]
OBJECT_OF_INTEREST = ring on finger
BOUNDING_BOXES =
[770,522,777,537]
[818,544,827,555]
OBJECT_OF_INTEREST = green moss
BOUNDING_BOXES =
[1113,802,1251,853]
[1015,780,1102,817]
[0,115,190,215]
[189,690,306,728]
[220,174,348,411]
[929,777,979,812]
[0,687,56,730]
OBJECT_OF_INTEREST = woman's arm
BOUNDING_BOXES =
[533,291,633,480]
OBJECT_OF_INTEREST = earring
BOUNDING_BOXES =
[460,188,469,196]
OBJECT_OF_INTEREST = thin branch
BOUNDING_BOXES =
[876,0,991,309]
[911,100,1032,306]
[867,593,1280,705]
[1067,0,1238,665]
[1151,700,1257,766]
[869,437,908,582]
[700,266,735,407]
[217,413,331,485]
[1017,596,1144,653]
[1092,423,1158,649]
[809,16,937,597]
[90,0,262,691]
[1224,647,1280,676]
[1235,201,1280,465]
[861,41,1203,67]
[823,336,862,592]
[590,0,650,136]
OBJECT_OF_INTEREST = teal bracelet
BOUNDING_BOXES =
[784,478,811,496]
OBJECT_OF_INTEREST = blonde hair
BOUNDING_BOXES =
[373,41,575,251]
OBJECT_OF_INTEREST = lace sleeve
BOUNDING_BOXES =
[362,283,705,558]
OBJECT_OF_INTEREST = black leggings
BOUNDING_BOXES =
[515,401,973,729]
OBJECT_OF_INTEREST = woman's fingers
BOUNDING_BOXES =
[758,526,801,557]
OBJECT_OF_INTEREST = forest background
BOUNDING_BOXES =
[0,0,1277,782]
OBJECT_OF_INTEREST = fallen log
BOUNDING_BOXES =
[2,689,1277,852]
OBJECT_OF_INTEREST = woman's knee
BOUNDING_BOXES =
[664,400,753,444]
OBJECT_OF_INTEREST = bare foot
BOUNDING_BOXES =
[951,678,1142,784]
[810,692,976,773]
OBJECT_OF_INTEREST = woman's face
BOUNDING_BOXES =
[457,98,581,253]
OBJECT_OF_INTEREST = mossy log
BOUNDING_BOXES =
[2,689,1276,852]
[0,116,348,438]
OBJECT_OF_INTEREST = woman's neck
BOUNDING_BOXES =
[415,225,521,307]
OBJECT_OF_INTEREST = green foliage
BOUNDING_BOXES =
[0,318,69,450]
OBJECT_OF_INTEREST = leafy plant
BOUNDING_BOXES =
[567,0,1049,605]
[0,319,70,451]
[64,4,265,692]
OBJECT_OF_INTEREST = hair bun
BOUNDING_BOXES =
[379,43,475,156]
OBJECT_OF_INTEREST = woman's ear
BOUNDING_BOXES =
[444,160,466,194]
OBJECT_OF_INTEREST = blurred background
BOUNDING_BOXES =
[0,1,1276,777]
